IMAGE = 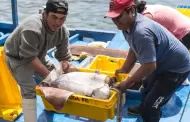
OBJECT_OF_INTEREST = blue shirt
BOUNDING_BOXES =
[123,13,190,74]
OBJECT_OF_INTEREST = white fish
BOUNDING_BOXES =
[42,72,112,99]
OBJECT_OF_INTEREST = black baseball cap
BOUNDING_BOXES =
[45,0,68,14]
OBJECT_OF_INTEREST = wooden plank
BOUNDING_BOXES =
[70,45,128,58]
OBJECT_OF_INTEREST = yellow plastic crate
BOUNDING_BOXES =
[0,47,22,121]
[176,5,190,18]
[88,55,125,74]
[36,68,130,121]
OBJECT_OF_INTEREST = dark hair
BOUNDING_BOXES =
[135,0,147,13]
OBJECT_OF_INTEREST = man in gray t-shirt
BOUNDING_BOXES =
[4,0,77,122]
[105,0,190,122]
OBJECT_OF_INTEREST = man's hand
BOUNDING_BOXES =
[115,68,127,77]
[31,57,50,77]
[61,61,79,73]
[115,80,135,92]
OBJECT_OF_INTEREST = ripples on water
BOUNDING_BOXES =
[0,0,190,31]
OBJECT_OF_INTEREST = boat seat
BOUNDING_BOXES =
[106,30,129,51]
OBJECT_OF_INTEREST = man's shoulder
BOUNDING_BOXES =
[133,19,157,43]
[135,14,163,36]
[20,14,43,33]
[135,14,151,30]
[134,23,151,37]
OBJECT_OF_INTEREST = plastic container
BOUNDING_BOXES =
[88,55,141,76]
[0,47,22,121]
[88,55,125,74]
[36,68,130,121]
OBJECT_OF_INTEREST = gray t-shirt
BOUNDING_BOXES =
[4,14,71,65]
[123,13,190,74]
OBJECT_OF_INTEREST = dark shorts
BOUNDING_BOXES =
[141,71,190,122]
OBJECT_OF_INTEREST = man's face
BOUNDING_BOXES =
[45,11,67,31]
[112,7,135,30]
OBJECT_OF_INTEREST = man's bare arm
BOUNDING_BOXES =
[121,48,137,73]
[31,57,50,77]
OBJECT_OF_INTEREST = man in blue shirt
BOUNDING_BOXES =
[105,0,190,122]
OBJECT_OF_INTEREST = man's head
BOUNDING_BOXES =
[105,0,136,30]
[44,0,68,31]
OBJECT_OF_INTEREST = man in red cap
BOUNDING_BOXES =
[105,0,190,122]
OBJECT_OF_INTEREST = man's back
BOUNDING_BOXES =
[143,4,190,40]
[124,14,190,74]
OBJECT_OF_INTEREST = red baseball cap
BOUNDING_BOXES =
[105,0,135,18]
